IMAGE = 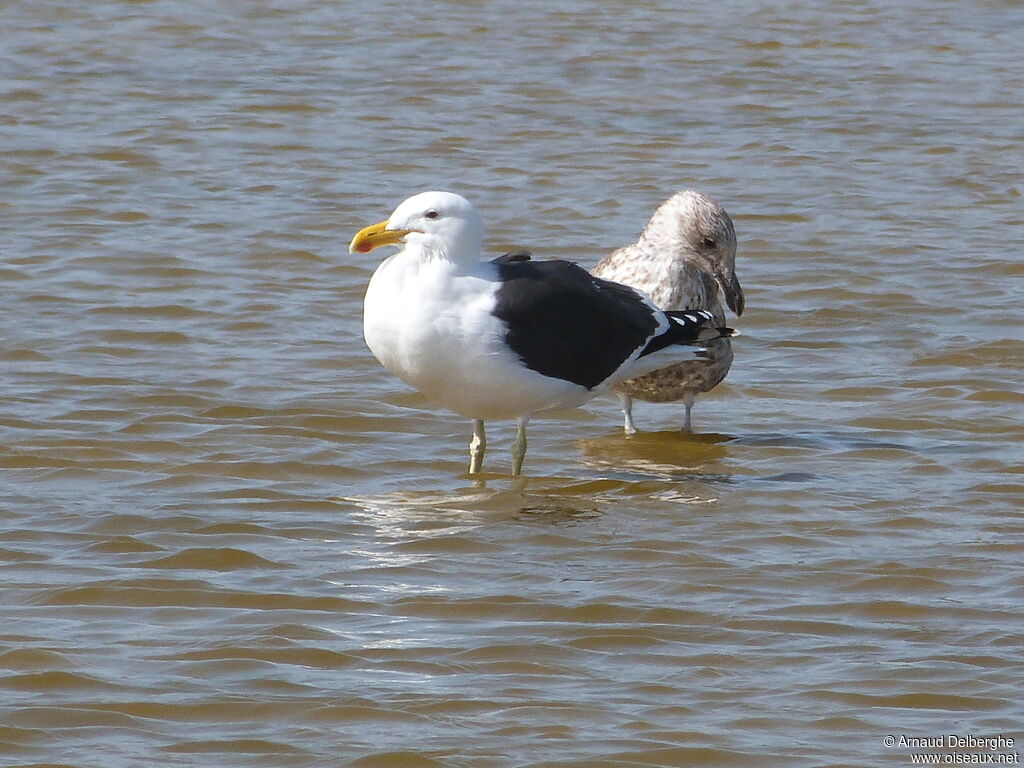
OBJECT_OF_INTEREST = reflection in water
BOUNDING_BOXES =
[345,447,738,526]
[345,480,609,524]
[577,428,733,480]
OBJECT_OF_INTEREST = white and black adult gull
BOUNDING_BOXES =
[592,190,744,434]
[349,191,738,476]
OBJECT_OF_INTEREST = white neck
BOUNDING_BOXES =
[403,230,483,271]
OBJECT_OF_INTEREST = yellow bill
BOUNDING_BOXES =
[349,220,412,254]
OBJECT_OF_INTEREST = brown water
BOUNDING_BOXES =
[2,1,1023,766]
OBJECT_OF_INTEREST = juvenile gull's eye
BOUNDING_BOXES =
[425,210,439,219]
[702,236,716,249]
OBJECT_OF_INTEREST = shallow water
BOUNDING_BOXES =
[2,1,1023,766]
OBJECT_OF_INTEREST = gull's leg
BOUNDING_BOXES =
[682,392,695,433]
[511,416,529,476]
[469,419,487,474]
[618,392,637,435]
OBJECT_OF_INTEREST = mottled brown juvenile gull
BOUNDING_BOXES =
[592,190,744,434]
[349,191,738,475]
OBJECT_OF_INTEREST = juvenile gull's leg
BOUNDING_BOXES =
[469,419,486,474]
[681,392,696,433]
[618,392,637,435]
[511,416,529,476]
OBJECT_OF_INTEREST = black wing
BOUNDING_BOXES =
[491,259,659,389]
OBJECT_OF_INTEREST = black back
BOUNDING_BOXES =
[491,259,659,389]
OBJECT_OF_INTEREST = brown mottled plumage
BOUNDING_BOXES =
[592,191,744,433]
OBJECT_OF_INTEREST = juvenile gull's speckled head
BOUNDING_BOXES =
[636,190,743,315]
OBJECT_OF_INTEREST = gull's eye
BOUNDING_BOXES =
[701,236,716,249]
[425,210,440,220]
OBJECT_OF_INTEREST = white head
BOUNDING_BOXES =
[349,191,484,265]
[639,190,743,315]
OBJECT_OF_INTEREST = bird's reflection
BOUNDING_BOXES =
[342,429,739,525]
[577,429,734,480]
